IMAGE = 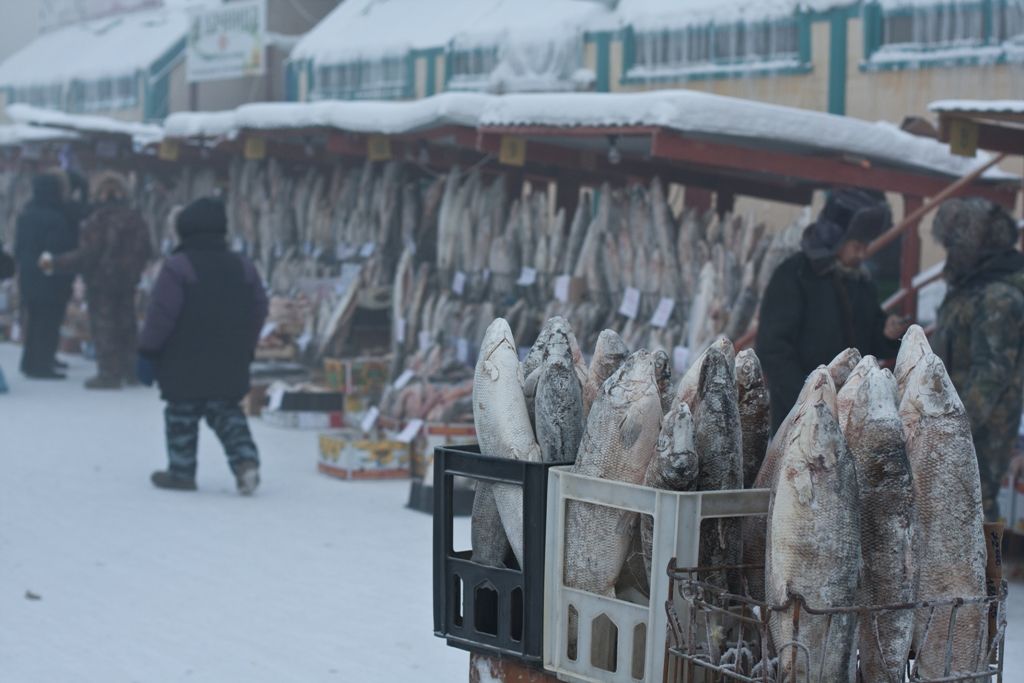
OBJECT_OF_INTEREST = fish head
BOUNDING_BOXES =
[734,349,765,393]
[786,400,846,504]
[827,348,863,389]
[696,347,736,412]
[795,366,838,418]
[895,324,931,396]
[478,318,520,383]
[604,349,658,406]
[850,365,900,426]
[903,353,964,419]
[653,349,672,393]
[708,335,736,367]
[592,329,629,379]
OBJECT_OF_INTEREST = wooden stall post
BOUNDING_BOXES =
[899,194,924,319]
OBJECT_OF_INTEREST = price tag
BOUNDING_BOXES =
[517,267,537,287]
[397,419,424,444]
[673,346,691,375]
[274,242,284,258]
[452,271,467,296]
[259,322,277,340]
[312,245,324,260]
[482,268,491,283]
[554,274,571,303]
[231,236,245,253]
[395,318,406,343]
[161,238,174,255]
[360,406,380,434]
[296,330,313,351]
[393,369,415,390]
[267,385,285,412]
[360,242,376,258]
[618,287,641,320]
[650,297,675,328]
[418,330,432,352]
[456,337,470,364]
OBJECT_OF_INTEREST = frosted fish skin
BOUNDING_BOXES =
[895,324,931,398]
[675,335,735,412]
[901,353,988,679]
[472,318,542,569]
[470,484,510,567]
[583,329,629,420]
[844,367,918,683]
[565,351,663,598]
[653,349,673,414]
[524,316,577,426]
[767,395,860,683]
[735,349,770,489]
[692,348,744,592]
[641,401,698,584]
[827,347,863,391]
[835,354,878,433]
[535,338,584,464]
[743,367,836,603]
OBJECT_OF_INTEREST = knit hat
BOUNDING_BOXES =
[933,197,1019,282]
[176,197,227,238]
[821,187,892,244]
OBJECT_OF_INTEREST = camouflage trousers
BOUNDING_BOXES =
[165,400,259,479]
[977,433,1015,523]
[87,287,137,382]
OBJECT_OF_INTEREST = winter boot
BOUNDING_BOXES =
[85,375,122,390]
[150,470,197,491]
[233,461,260,496]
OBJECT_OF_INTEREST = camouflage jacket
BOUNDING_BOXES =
[931,251,1024,447]
[54,202,151,292]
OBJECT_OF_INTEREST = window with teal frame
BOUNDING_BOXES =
[863,1,1024,69]
[622,15,811,83]
[311,56,413,100]
[10,84,64,109]
[446,46,499,91]
[66,74,139,114]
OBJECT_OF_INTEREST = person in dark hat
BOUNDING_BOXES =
[137,197,268,495]
[14,172,77,379]
[756,188,910,433]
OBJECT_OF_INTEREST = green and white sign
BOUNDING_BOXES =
[186,0,266,83]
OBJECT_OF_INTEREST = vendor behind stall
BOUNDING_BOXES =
[756,188,910,433]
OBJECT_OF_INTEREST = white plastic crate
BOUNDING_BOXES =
[543,467,770,683]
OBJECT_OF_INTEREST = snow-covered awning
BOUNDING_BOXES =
[612,0,850,30]
[0,124,80,147]
[930,100,1024,115]
[0,6,188,89]
[6,104,163,145]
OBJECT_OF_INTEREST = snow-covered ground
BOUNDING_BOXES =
[0,343,470,682]
[1,340,1022,681]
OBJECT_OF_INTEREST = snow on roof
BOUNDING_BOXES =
[6,104,163,144]
[477,90,1015,180]
[292,0,613,64]
[164,93,492,138]
[929,100,1024,115]
[0,7,188,88]
[0,124,79,147]
[612,1,851,30]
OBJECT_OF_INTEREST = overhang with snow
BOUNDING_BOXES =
[930,99,1024,156]
[0,6,189,121]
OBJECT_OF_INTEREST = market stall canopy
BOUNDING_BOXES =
[6,104,164,147]
[0,124,80,147]
[929,99,1024,156]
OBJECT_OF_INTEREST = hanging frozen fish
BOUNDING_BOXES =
[472,318,542,569]
[844,366,918,683]
[565,350,662,599]
[767,387,860,683]
[653,349,673,414]
[675,336,735,411]
[835,354,878,432]
[827,347,863,390]
[534,335,584,464]
[735,349,770,489]
[583,329,629,421]
[894,324,931,398]
[901,352,987,679]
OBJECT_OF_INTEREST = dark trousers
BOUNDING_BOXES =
[88,287,137,381]
[165,400,259,479]
[20,302,64,375]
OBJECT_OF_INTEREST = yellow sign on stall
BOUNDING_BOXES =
[499,136,527,167]
[158,139,180,161]
[244,136,267,160]
[950,118,979,158]
[367,135,392,161]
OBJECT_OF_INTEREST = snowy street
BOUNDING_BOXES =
[1,340,1022,682]
[0,343,469,682]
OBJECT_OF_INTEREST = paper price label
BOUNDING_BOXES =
[397,419,424,444]
[618,287,641,320]
[418,330,432,352]
[297,330,313,352]
[673,346,691,375]
[267,385,285,412]
[360,406,380,434]
[452,271,467,296]
[456,338,470,364]
[650,297,675,328]
[554,274,571,303]
[359,242,376,258]
[516,267,537,287]
[274,242,284,258]
[393,369,415,390]
[259,322,277,340]
[482,268,491,283]
[395,318,406,343]
[231,236,245,253]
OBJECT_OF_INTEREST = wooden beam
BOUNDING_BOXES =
[899,195,923,318]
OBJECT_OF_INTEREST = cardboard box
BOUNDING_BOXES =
[322,356,391,397]
[318,430,411,480]
[414,422,477,479]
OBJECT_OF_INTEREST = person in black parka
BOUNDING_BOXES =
[15,173,76,379]
[137,197,268,495]
[756,188,910,434]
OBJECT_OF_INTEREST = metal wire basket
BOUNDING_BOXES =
[665,561,1008,683]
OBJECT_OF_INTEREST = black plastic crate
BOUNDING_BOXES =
[407,477,475,516]
[432,444,570,663]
